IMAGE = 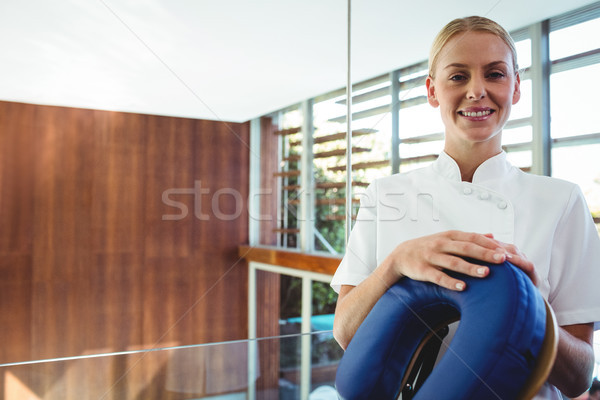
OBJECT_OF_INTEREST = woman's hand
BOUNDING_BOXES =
[485,237,540,287]
[384,230,510,291]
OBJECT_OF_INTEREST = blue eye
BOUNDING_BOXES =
[488,72,506,79]
[450,74,466,81]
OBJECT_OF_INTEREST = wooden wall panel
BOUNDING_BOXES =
[0,255,32,361]
[141,256,196,346]
[0,100,251,399]
[255,269,281,400]
[92,111,147,256]
[0,102,36,255]
[87,253,144,349]
[0,102,36,364]
[144,116,195,259]
[31,105,97,361]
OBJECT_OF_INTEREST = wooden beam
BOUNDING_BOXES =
[239,245,341,276]
[274,127,302,136]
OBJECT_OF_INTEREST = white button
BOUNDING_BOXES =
[498,201,508,209]
[463,187,472,195]
[479,192,490,200]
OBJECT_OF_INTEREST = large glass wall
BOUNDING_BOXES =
[549,13,600,230]
[547,7,600,379]
[256,2,600,388]
[260,4,600,255]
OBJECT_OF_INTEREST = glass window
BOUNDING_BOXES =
[503,125,533,146]
[550,13,600,375]
[313,94,349,253]
[397,66,444,173]
[512,37,532,124]
[274,107,303,249]
[550,63,600,139]
[260,7,600,252]
[509,78,532,121]
[515,38,532,70]
[352,82,391,113]
[399,139,444,160]
[503,125,532,171]
[310,281,343,389]
[552,144,600,223]
[312,79,392,253]
[506,150,532,171]
[279,274,303,390]
[550,17,600,61]
[399,102,443,139]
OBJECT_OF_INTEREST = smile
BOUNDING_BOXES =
[458,110,494,117]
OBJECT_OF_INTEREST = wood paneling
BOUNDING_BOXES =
[0,255,32,362]
[0,100,250,399]
[255,269,280,400]
[0,102,36,365]
[144,116,195,259]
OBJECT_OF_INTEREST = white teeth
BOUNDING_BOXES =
[462,110,491,117]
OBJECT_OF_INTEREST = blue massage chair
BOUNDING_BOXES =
[335,261,558,400]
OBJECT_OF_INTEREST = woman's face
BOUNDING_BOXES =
[426,31,520,155]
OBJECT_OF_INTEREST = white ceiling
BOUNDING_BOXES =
[0,0,597,123]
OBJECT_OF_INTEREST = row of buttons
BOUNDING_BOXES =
[463,187,507,209]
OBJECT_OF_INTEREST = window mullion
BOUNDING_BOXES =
[530,19,552,176]
[300,99,315,253]
[391,70,401,174]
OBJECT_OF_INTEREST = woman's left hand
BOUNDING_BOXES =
[486,236,540,287]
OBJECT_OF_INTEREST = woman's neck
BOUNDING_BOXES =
[444,144,502,183]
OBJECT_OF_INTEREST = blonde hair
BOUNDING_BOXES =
[428,16,519,78]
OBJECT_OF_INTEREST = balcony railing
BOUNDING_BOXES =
[241,245,342,400]
[0,332,341,400]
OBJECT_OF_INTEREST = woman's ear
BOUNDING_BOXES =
[512,71,521,105]
[426,76,439,107]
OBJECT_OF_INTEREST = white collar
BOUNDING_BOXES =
[432,151,515,184]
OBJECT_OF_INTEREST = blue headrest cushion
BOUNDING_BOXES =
[335,261,546,400]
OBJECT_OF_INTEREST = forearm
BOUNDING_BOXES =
[548,324,594,398]
[333,259,400,350]
[333,231,507,349]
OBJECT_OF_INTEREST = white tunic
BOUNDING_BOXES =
[331,151,600,399]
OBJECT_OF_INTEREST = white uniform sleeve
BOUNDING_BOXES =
[547,185,600,329]
[330,182,379,293]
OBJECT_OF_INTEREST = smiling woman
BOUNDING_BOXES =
[331,15,600,400]
[250,3,600,398]
[425,27,522,181]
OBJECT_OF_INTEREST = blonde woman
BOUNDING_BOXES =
[331,16,599,399]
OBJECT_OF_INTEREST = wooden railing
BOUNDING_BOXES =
[238,245,341,276]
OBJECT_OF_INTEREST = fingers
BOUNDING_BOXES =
[491,240,540,287]
[391,231,537,292]
[504,252,539,287]
[446,230,503,252]
[428,252,490,279]
[419,232,509,290]
[437,232,508,266]
[427,268,468,292]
